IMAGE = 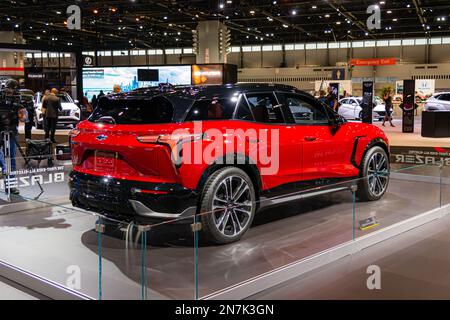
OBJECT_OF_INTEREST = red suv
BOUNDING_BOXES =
[69,84,390,244]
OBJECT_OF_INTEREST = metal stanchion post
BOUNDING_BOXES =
[2,131,11,201]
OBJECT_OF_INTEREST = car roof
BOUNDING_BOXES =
[106,83,309,101]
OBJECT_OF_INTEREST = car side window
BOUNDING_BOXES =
[340,99,348,104]
[234,97,254,121]
[245,93,284,124]
[284,94,329,125]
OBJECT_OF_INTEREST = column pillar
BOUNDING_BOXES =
[195,20,230,64]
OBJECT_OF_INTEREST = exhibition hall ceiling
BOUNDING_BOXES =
[0,0,450,50]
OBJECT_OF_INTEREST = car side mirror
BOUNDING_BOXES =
[330,115,345,131]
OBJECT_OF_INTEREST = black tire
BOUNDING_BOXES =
[357,146,390,201]
[36,121,43,130]
[198,167,256,244]
[358,111,363,120]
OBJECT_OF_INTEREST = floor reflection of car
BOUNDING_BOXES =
[338,97,387,121]
[424,92,450,111]
[70,84,390,244]
[34,92,81,129]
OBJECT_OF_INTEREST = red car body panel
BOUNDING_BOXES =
[72,119,388,191]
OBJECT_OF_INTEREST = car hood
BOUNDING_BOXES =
[61,103,79,110]
[373,104,386,111]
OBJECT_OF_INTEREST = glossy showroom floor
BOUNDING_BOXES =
[0,174,448,300]
[251,211,450,299]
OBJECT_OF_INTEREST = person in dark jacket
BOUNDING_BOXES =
[42,88,62,143]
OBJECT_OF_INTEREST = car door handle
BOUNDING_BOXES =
[304,136,317,142]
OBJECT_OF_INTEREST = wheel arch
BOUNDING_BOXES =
[352,137,389,171]
[194,154,262,204]
[358,138,390,175]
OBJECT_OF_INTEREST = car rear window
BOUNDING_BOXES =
[90,96,175,125]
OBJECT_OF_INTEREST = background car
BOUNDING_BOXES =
[34,92,81,129]
[338,97,387,121]
[424,92,450,111]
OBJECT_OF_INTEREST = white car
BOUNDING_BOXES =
[338,97,387,121]
[34,92,81,129]
[424,92,450,111]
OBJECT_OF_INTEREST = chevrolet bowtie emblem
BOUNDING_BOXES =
[96,135,108,141]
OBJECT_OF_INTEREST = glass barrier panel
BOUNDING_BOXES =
[354,163,442,239]
[196,178,357,299]
[441,165,450,207]
[140,215,197,300]
[0,205,99,299]
[91,215,150,300]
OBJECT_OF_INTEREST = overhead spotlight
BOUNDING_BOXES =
[56,11,61,15]
[272,0,277,4]
[387,10,392,14]
[393,18,398,21]
[135,17,139,21]
[163,16,168,20]
[336,21,341,25]
[325,14,330,18]
[291,9,297,15]
[219,3,224,9]
[93,9,98,14]
[312,5,317,9]
[249,10,255,15]
[282,24,289,28]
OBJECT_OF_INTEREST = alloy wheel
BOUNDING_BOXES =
[367,151,389,197]
[212,176,254,238]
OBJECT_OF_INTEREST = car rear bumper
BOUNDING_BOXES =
[69,171,198,224]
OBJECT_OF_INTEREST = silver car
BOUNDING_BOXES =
[425,92,450,111]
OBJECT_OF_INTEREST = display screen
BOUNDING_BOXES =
[82,66,191,100]
[192,64,223,85]
[137,69,159,82]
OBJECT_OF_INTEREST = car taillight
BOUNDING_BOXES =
[137,133,205,147]
[69,128,80,138]
[137,133,206,166]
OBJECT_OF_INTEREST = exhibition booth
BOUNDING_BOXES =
[2,42,450,301]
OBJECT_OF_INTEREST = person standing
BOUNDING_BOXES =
[325,86,338,111]
[91,94,98,109]
[0,79,25,194]
[382,89,395,127]
[42,88,62,143]
[23,95,35,139]
[318,90,327,104]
